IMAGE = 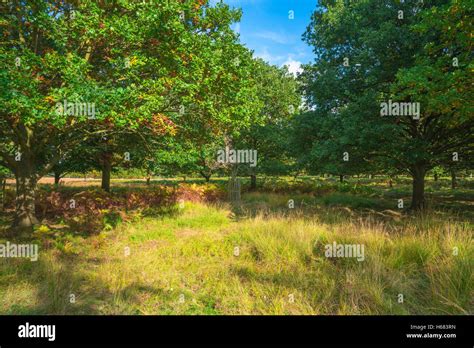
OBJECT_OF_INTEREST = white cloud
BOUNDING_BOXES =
[254,47,285,65]
[282,58,303,76]
[254,31,292,44]
[254,50,304,76]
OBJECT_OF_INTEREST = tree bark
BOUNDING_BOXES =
[410,165,426,211]
[434,173,438,182]
[199,171,211,182]
[101,155,112,192]
[250,174,257,190]
[1,178,6,212]
[13,169,39,229]
[54,171,61,186]
[146,168,151,185]
[451,170,456,189]
[339,175,344,183]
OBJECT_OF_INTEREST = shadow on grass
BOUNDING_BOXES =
[0,253,96,314]
[234,188,474,227]
[0,248,175,314]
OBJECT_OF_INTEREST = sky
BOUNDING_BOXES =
[211,0,318,75]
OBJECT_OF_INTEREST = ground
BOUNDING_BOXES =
[0,176,472,314]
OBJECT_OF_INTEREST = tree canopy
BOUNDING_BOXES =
[293,0,473,209]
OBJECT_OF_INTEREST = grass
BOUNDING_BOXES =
[0,184,472,315]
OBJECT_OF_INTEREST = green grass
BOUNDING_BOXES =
[0,193,472,315]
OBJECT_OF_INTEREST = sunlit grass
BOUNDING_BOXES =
[0,195,472,315]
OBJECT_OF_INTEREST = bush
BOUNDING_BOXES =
[2,184,225,235]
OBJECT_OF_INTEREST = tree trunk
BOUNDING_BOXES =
[101,156,112,192]
[434,173,438,182]
[250,174,257,190]
[339,175,344,183]
[410,166,426,211]
[199,171,211,182]
[13,171,39,229]
[146,168,151,185]
[54,171,61,186]
[1,178,6,212]
[451,170,456,189]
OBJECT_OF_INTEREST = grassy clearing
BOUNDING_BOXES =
[0,190,472,315]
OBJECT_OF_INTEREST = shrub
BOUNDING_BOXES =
[4,183,226,235]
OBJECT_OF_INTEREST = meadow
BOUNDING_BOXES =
[2,0,472,320]
[0,176,472,315]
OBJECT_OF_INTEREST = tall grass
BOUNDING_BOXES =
[0,197,472,315]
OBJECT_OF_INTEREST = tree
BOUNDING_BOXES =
[290,107,380,182]
[234,59,300,189]
[0,0,262,229]
[298,0,473,210]
[391,0,474,199]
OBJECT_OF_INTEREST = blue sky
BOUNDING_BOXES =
[211,0,318,74]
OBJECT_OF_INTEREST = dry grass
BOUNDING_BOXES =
[0,195,472,315]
